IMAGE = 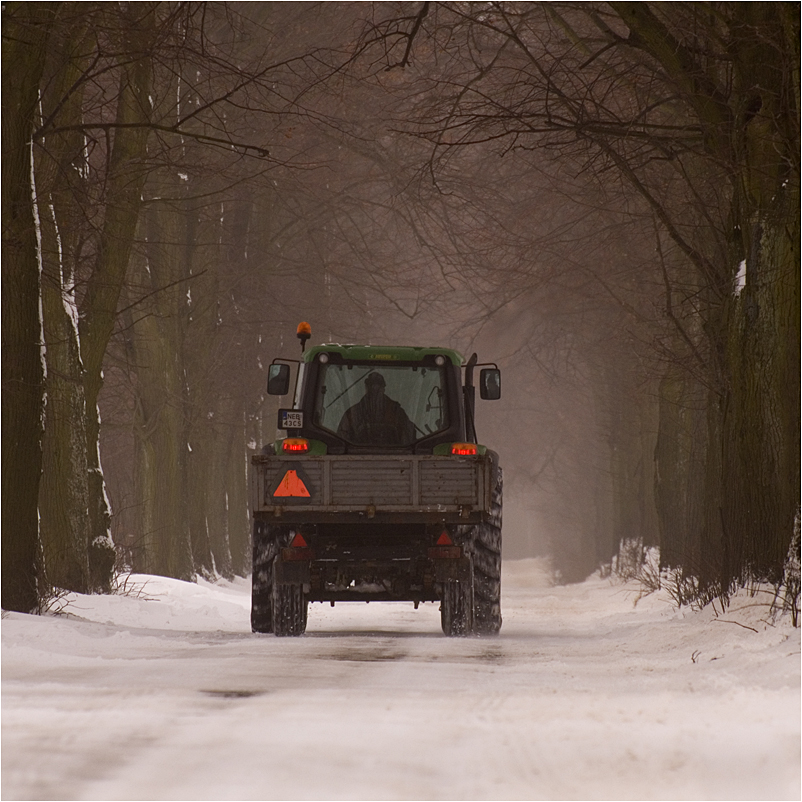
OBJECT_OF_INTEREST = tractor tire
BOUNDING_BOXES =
[251,521,281,633]
[440,573,474,636]
[271,559,308,637]
[472,467,503,635]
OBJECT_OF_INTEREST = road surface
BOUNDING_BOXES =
[2,559,799,800]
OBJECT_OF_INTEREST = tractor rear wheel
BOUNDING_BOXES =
[251,521,281,633]
[440,573,474,636]
[472,468,503,635]
[271,561,308,636]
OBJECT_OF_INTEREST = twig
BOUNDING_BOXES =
[713,619,758,633]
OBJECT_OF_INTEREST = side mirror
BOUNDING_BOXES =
[267,363,290,396]
[479,368,501,400]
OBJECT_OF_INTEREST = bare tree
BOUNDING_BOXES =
[2,2,58,612]
[357,1,799,595]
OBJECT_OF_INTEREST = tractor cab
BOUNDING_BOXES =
[265,325,500,456]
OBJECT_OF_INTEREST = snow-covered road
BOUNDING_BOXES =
[2,559,799,801]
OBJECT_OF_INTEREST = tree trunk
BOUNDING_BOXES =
[37,203,92,592]
[128,195,194,581]
[226,410,251,577]
[78,4,158,591]
[605,369,659,573]
[714,3,799,591]
[183,202,218,576]
[654,366,706,573]
[1,3,57,612]
[186,430,215,578]
[718,187,800,589]
[219,199,254,577]
[35,11,93,594]
[206,416,235,580]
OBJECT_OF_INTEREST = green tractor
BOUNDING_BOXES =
[251,323,502,636]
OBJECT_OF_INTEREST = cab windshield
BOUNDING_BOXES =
[313,364,449,447]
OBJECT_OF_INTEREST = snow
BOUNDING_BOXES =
[735,259,747,296]
[2,559,799,801]
[30,137,47,387]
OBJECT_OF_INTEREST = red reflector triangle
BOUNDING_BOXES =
[290,532,308,548]
[273,470,311,498]
[436,531,453,546]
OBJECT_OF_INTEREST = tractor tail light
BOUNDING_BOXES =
[282,438,309,453]
[451,442,477,455]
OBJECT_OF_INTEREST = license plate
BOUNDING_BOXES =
[279,409,304,429]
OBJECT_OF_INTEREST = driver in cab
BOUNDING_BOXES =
[337,371,415,446]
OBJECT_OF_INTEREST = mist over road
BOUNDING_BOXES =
[3,560,798,800]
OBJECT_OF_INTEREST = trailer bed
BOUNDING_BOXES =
[251,454,494,523]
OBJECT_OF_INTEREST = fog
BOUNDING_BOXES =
[7,2,794,608]
[89,4,676,580]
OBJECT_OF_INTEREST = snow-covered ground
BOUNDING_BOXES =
[2,559,799,801]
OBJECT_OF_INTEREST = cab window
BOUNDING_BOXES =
[313,364,448,446]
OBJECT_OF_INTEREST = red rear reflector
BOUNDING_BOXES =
[428,545,461,559]
[281,547,315,561]
[451,442,477,455]
[273,470,311,497]
[282,530,315,560]
[436,530,453,546]
[282,438,309,453]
